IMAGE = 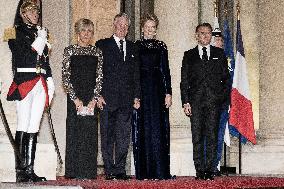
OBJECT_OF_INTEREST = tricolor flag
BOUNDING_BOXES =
[229,19,256,144]
[220,19,235,147]
[215,19,233,168]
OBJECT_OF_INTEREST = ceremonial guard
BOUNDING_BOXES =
[5,0,54,182]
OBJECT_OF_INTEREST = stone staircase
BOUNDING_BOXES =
[228,128,284,175]
[0,135,57,182]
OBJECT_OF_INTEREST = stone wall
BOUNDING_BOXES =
[258,0,284,132]
[71,0,119,43]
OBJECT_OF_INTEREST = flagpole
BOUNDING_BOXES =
[221,0,230,175]
[236,0,242,175]
[214,0,230,173]
[214,0,218,17]
[237,0,240,21]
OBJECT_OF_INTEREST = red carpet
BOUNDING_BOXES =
[34,175,284,189]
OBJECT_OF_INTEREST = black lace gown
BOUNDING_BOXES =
[133,39,172,180]
[62,44,103,179]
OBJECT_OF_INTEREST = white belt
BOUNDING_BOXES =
[17,68,46,74]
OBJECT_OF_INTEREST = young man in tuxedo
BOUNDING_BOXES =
[95,13,140,180]
[180,23,230,180]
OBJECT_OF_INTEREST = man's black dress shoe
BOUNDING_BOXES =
[195,172,205,180]
[213,170,221,177]
[115,173,131,180]
[204,172,214,180]
[154,174,177,180]
[105,174,116,180]
[169,174,177,179]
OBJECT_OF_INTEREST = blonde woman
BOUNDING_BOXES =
[62,18,103,179]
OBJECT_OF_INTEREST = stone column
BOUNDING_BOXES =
[140,0,154,16]
[124,0,136,41]
[258,1,284,132]
[42,0,72,176]
[154,0,198,176]
[199,0,215,24]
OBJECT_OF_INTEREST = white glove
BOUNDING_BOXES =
[31,36,45,56]
[37,26,47,39]
[31,26,51,55]
[38,27,52,49]
[46,77,55,105]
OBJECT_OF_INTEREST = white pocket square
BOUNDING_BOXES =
[213,57,219,60]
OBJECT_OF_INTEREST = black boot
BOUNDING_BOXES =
[25,133,47,182]
[15,131,29,182]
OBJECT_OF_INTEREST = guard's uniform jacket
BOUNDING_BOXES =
[7,22,51,103]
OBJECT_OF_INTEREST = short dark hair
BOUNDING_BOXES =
[195,23,213,33]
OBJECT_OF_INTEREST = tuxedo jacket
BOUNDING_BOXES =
[180,45,230,107]
[95,36,140,110]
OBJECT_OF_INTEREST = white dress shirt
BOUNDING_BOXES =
[113,34,126,61]
[198,44,210,60]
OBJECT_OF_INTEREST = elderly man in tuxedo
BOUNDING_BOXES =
[95,13,140,180]
[180,23,230,180]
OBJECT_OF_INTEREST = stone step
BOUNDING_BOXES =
[0,142,57,182]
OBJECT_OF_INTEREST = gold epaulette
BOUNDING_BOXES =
[3,27,16,42]
[48,32,53,44]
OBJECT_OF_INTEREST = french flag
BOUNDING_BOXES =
[229,19,256,144]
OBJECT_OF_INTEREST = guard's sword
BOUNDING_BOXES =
[0,84,21,160]
[46,107,63,166]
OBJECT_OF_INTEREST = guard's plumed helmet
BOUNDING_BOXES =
[14,0,42,26]
[20,1,40,15]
